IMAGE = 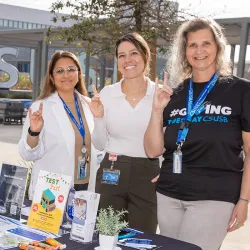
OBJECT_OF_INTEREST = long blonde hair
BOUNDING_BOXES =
[167,18,232,87]
[37,51,87,100]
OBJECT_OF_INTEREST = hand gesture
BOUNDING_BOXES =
[29,102,44,132]
[227,201,248,232]
[153,72,173,112]
[87,86,104,118]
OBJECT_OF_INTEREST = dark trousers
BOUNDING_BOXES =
[95,154,160,233]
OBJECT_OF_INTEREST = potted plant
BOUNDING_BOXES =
[96,206,128,250]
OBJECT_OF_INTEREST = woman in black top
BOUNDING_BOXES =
[144,18,250,250]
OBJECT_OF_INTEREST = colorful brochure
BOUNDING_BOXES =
[0,163,29,221]
[27,171,71,234]
[0,216,58,250]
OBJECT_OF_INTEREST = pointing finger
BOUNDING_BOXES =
[28,108,32,119]
[39,102,43,113]
[92,85,99,96]
[163,72,169,88]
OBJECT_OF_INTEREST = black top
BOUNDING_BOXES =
[156,76,250,204]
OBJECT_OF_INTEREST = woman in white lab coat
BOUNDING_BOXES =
[18,51,99,199]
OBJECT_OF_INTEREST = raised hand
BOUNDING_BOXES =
[87,85,104,118]
[29,102,44,132]
[153,72,173,112]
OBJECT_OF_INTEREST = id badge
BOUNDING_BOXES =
[173,150,182,174]
[102,168,120,185]
[77,147,89,179]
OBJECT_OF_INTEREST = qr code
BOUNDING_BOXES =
[10,204,17,215]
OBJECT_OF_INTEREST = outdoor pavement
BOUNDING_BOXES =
[0,124,249,249]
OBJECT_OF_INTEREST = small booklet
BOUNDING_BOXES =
[0,163,29,221]
[70,191,100,243]
[27,170,71,234]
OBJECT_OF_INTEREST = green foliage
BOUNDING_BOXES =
[48,0,193,56]
[11,73,32,91]
[96,206,128,236]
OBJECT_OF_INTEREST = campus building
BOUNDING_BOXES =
[0,3,169,98]
[0,3,250,99]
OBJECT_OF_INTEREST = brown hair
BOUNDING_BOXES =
[37,51,87,100]
[115,33,151,75]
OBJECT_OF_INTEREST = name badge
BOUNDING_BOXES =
[173,150,182,174]
[77,147,89,179]
[102,168,120,185]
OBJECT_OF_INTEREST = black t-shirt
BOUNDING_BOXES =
[156,76,250,204]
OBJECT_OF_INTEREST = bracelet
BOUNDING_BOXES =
[28,127,41,137]
[239,198,250,203]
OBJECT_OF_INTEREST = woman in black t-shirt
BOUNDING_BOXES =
[144,18,250,250]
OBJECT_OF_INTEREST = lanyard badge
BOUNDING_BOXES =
[102,153,120,185]
[60,93,88,180]
[173,73,219,174]
[77,146,89,180]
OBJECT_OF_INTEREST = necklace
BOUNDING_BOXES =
[124,81,148,102]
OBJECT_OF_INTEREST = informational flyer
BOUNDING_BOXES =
[27,171,71,234]
[70,191,100,243]
[0,216,58,250]
[0,231,30,250]
[0,163,29,221]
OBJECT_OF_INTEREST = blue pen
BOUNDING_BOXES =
[118,233,136,239]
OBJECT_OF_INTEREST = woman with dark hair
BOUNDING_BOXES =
[144,18,250,250]
[88,33,160,233]
[18,51,99,199]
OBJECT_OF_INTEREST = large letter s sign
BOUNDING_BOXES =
[0,47,19,89]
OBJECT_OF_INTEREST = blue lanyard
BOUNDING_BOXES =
[60,93,86,145]
[176,73,218,145]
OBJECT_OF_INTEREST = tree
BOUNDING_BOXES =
[48,0,192,55]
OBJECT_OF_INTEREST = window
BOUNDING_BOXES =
[28,23,32,29]
[32,23,37,28]
[17,62,30,73]
[3,20,8,27]
[18,22,23,29]
[23,22,28,29]
[0,19,3,27]
[14,21,18,28]
[37,24,41,28]
[9,20,13,27]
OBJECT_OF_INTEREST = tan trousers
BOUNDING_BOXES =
[157,192,235,250]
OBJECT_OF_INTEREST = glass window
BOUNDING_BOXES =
[0,19,3,26]
[28,23,32,29]
[23,22,28,29]
[14,21,18,28]
[41,24,46,28]
[37,24,41,28]
[9,20,13,27]
[3,20,8,27]
[18,22,23,29]
[32,23,37,28]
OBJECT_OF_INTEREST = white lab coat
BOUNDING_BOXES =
[18,90,99,199]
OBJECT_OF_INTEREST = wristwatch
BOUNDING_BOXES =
[28,127,41,136]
